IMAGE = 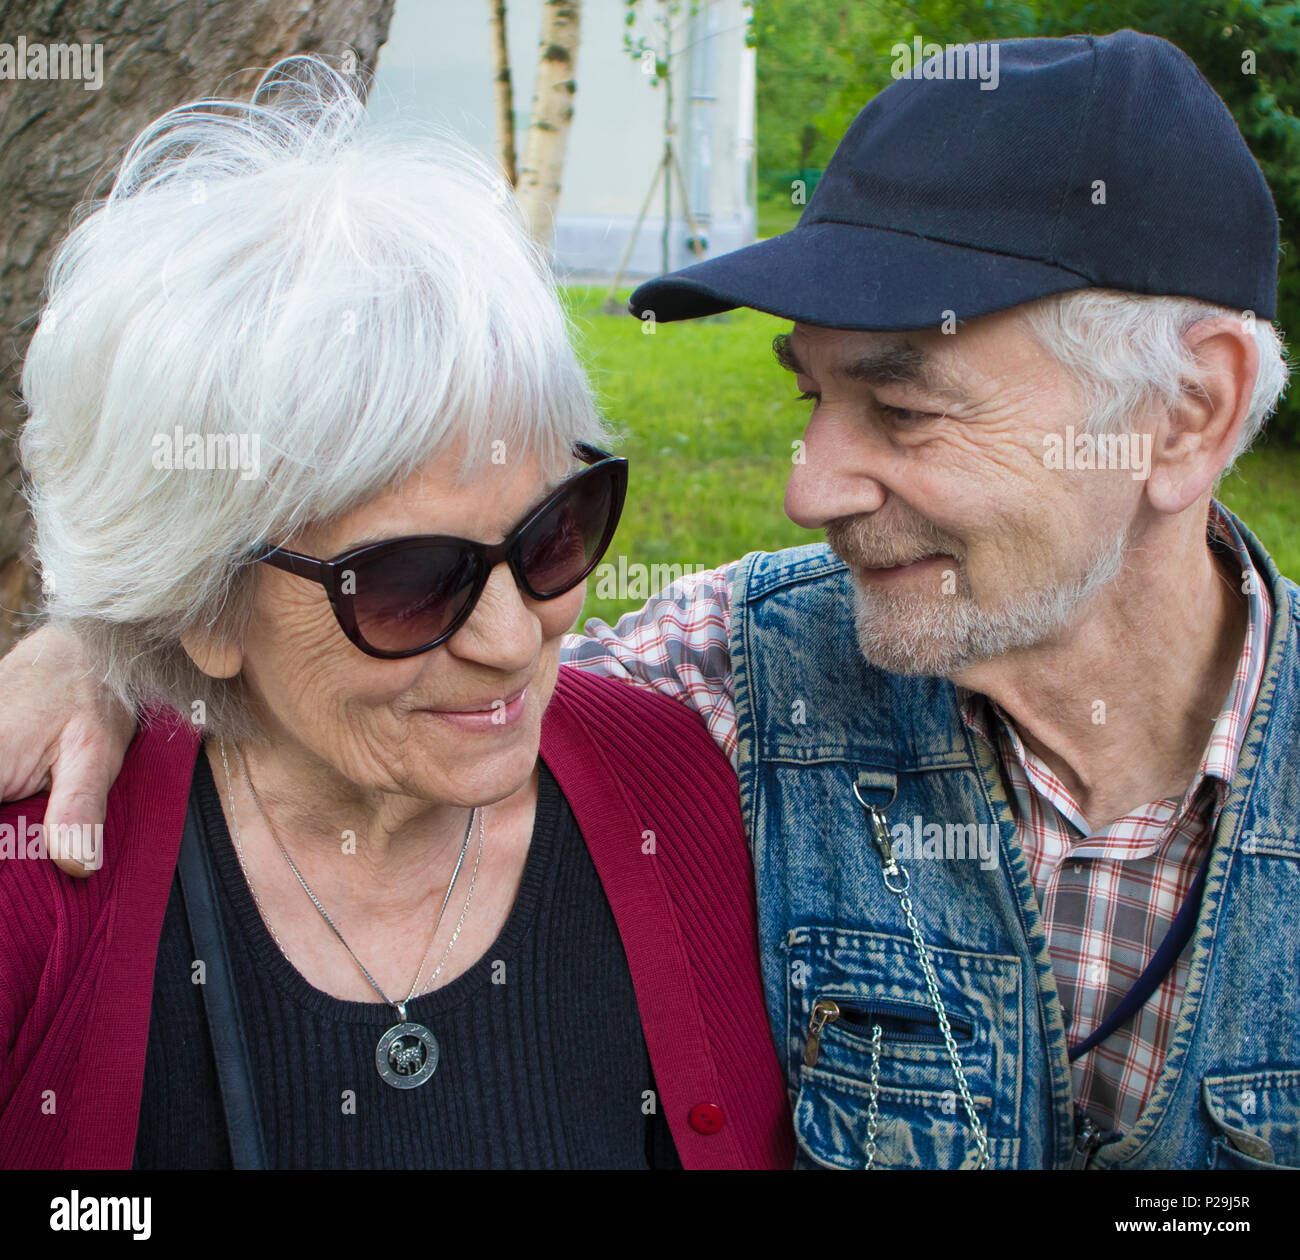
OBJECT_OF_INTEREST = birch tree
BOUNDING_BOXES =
[513,0,581,249]
[489,0,518,186]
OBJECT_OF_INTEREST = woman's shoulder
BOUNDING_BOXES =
[0,710,199,1011]
[0,707,198,880]
[547,664,731,761]
[542,665,744,858]
[0,790,63,1012]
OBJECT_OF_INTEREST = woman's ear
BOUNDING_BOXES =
[180,631,243,679]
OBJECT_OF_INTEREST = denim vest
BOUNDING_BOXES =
[728,508,1300,1169]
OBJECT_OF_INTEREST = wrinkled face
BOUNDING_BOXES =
[234,447,587,807]
[781,308,1146,676]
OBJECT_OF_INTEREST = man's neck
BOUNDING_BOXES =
[951,508,1250,832]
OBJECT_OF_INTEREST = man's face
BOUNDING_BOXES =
[780,307,1145,677]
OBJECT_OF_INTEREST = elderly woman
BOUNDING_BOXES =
[0,60,792,1170]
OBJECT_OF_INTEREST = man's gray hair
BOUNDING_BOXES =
[20,56,608,738]
[1023,287,1289,474]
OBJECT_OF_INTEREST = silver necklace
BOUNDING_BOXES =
[218,739,484,1089]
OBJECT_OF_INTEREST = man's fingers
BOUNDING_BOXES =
[50,852,92,879]
[0,624,138,877]
[43,726,120,876]
[0,626,86,802]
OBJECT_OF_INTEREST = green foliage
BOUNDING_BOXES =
[754,0,1300,444]
[563,287,1298,631]
[751,0,889,199]
[623,1,754,83]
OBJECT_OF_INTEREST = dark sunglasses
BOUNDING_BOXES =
[251,443,627,659]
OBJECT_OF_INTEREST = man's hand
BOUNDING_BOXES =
[0,625,137,876]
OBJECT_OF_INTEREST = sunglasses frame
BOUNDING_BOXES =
[251,443,627,659]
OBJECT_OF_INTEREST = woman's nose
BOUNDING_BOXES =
[445,561,540,670]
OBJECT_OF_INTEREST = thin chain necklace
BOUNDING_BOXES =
[217,739,483,1089]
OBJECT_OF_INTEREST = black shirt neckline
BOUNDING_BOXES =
[191,744,558,1026]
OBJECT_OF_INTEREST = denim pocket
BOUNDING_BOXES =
[1206,1136,1287,1170]
[1202,1069,1300,1169]
[786,926,1024,1169]
[793,1065,1017,1169]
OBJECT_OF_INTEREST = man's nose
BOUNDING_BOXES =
[784,409,888,530]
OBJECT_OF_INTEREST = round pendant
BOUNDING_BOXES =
[376,1021,439,1088]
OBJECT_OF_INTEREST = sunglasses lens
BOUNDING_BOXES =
[350,544,479,654]
[518,463,620,596]
[334,457,622,657]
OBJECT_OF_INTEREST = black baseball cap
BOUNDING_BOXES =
[628,29,1279,328]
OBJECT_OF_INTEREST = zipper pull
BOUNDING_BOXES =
[804,999,841,1068]
[1070,1112,1104,1169]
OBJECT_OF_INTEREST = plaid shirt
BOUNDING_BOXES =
[564,503,1268,1135]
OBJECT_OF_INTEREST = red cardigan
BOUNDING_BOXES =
[0,666,793,1170]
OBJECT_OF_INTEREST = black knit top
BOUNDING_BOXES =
[131,752,680,1169]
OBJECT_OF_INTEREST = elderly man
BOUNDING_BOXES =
[1,30,1296,1169]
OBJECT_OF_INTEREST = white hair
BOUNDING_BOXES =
[20,56,608,737]
[1022,288,1290,473]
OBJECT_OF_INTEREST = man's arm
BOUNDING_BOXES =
[562,561,741,768]
[0,562,743,875]
[0,625,136,876]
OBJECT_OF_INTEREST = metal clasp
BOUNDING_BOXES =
[853,780,908,893]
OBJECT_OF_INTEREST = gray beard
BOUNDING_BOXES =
[847,526,1130,677]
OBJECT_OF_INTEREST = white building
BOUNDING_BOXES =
[371,0,757,278]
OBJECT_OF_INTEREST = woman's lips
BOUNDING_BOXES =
[419,686,528,729]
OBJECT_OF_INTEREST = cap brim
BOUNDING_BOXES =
[628,221,1095,329]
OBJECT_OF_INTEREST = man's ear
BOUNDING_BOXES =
[180,631,243,679]
[1146,316,1258,516]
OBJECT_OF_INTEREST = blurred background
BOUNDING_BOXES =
[1,0,1295,642]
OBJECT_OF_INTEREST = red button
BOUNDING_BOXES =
[689,1102,725,1134]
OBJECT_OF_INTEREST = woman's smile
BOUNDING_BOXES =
[415,685,529,729]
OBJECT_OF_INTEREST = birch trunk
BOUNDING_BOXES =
[489,0,517,186]
[514,0,580,249]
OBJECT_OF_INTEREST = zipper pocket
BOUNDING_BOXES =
[821,995,974,1045]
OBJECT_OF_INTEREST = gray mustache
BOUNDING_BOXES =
[825,517,962,570]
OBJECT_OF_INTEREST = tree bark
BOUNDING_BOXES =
[489,0,516,186]
[514,0,580,249]
[0,0,395,655]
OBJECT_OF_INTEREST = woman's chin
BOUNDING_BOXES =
[407,729,541,809]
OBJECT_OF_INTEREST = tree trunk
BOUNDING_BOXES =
[514,0,580,249]
[489,0,517,186]
[0,0,395,656]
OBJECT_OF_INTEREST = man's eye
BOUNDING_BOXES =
[796,390,819,402]
[879,404,935,424]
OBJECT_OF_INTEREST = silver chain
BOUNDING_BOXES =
[218,739,483,1019]
[856,786,991,1170]
[863,1022,882,1169]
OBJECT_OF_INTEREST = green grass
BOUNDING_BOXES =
[565,285,1299,629]
[755,192,803,240]
[1217,444,1300,580]
[565,287,811,627]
